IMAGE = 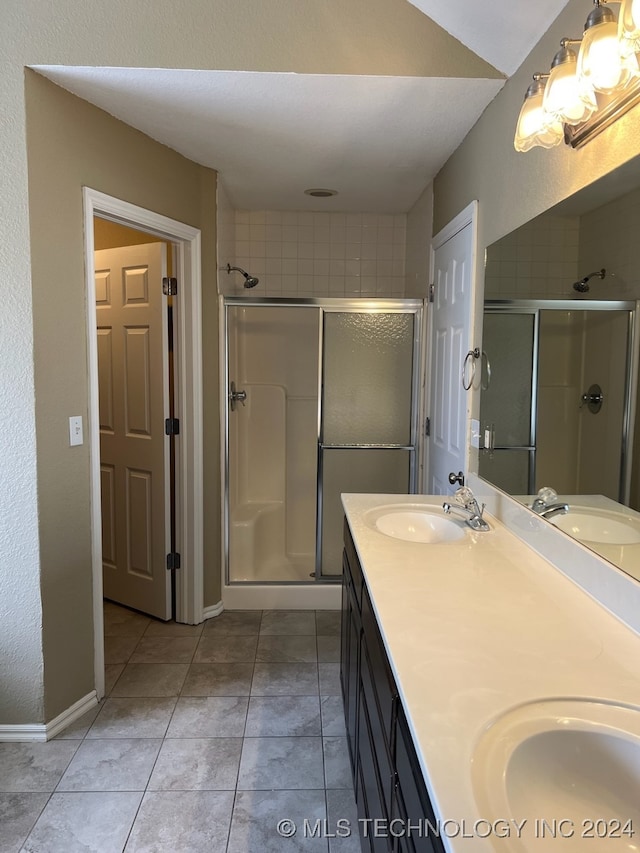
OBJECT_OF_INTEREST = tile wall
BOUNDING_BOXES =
[578,184,640,300]
[221,209,407,298]
[484,214,580,300]
[485,185,640,303]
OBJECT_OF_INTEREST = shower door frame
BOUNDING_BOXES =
[220,296,425,587]
[315,301,424,581]
[484,298,638,502]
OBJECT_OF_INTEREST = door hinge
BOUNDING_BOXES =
[162,277,178,296]
[166,552,181,571]
[425,416,431,437]
[165,418,180,436]
[428,283,435,303]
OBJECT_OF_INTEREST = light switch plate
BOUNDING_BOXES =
[69,415,83,447]
[470,418,480,450]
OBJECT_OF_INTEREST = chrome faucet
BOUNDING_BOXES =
[530,487,569,519]
[535,502,570,519]
[443,487,490,532]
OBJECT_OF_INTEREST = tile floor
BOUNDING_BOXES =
[0,603,360,852]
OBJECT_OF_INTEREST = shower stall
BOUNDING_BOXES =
[479,299,638,501]
[221,297,424,603]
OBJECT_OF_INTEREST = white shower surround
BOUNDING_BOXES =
[227,306,319,585]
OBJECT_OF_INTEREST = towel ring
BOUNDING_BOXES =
[462,348,480,391]
[481,350,491,391]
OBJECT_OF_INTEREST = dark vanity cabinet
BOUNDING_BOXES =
[341,521,445,853]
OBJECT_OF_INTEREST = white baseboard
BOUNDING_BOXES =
[202,600,224,620]
[0,691,98,742]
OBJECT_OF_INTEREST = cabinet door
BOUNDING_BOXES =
[358,684,394,853]
[342,552,361,772]
[362,584,398,746]
[341,563,350,699]
[395,706,445,853]
[344,519,364,609]
[360,640,395,820]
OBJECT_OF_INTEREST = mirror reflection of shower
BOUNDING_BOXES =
[479,301,634,504]
[572,268,607,292]
[226,263,259,289]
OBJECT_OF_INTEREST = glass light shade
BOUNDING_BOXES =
[514,86,564,152]
[535,121,565,149]
[619,0,640,59]
[543,59,598,125]
[578,19,631,93]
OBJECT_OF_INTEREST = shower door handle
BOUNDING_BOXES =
[229,381,247,411]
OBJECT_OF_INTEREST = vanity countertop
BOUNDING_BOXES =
[342,493,640,853]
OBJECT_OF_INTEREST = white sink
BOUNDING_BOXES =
[551,508,640,545]
[364,504,466,543]
[472,699,640,851]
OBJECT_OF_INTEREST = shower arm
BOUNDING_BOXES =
[572,268,606,292]
[226,263,259,288]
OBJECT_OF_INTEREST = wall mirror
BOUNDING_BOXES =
[476,155,640,584]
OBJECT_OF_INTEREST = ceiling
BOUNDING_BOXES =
[34,1,572,214]
[407,0,572,76]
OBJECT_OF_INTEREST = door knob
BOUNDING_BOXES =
[448,471,465,486]
[229,381,247,412]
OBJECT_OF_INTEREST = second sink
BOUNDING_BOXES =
[551,508,640,545]
[472,698,640,851]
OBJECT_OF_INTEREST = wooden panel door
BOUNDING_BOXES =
[95,243,171,620]
[427,220,473,494]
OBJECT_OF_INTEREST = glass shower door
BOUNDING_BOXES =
[479,310,537,494]
[226,304,320,583]
[318,309,420,578]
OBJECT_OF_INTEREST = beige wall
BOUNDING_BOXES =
[94,220,165,250]
[216,180,236,292]
[405,183,434,298]
[200,170,221,610]
[24,71,219,722]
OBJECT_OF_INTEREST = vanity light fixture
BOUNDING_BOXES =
[514,0,640,152]
[579,2,633,93]
[543,42,598,125]
[514,77,565,152]
[619,0,640,56]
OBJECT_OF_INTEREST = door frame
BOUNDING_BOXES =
[83,188,204,698]
[424,200,479,492]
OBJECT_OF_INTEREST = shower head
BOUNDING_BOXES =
[226,264,259,289]
[572,268,606,293]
